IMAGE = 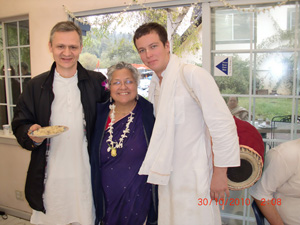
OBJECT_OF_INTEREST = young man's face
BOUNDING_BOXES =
[48,31,82,77]
[135,31,170,77]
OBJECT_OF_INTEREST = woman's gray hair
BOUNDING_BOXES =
[107,61,140,86]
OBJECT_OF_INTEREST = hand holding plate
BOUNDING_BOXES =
[28,124,46,143]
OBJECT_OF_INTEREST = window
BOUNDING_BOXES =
[0,19,31,129]
[215,10,252,44]
[209,1,300,224]
[211,1,300,146]
[287,7,300,31]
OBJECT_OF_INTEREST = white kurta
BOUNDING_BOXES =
[249,139,300,225]
[146,55,240,225]
[30,71,94,225]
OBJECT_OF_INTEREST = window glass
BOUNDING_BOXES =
[6,22,18,47]
[0,24,5,106]
[19,20,30,46]
[253,97,292,122]
[9,106,14,124]
[20,47,31,92]
[256,4,297,50]
[0,76,6,103]
[212,8,252,50]
[297,54,300,96]
[7,49,19,76]
[0,29,7,126]
[0,105,8,127]
[297,10,300,49]
[222,189,246,215]
[253,52,294,96]
[20,47,31,75]
[213,54,250,95]
[8,77,21,105]
[252,97,293,148]
[0,24,3,66]
[221,217,256,225]
[220,190,255,225]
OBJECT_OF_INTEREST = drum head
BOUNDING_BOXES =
[227,145,263,190]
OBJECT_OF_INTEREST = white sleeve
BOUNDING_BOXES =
[184,64,240,167]
[249,148,292,200]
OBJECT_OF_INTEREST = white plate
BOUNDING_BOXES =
[29,125,69,138]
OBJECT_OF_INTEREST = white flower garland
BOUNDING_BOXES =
[106,103,135,157]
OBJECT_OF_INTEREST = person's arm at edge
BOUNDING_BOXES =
[253,198,284,225]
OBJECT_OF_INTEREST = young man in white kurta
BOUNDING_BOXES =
[249,138,300,225]
[30,71,94,225]
[134,23,240,225]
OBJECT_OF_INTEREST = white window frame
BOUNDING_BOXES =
[203,1,299,224]
[1,17,30,128]
[204,0,300,142]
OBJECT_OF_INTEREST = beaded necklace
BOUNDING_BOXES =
[106,103,135,157]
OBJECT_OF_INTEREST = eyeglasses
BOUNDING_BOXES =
[110,80,135,86]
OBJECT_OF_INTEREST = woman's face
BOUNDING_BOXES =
[227,97,238,109]
[110,68,138,105]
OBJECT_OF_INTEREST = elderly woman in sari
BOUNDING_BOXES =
[227,96,249,121]
[90,62,157,225]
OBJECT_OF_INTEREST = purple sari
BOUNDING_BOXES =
[100,104,152,225]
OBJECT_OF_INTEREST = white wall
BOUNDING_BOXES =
[0,135,31,215]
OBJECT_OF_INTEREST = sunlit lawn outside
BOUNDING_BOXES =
[238,98,299,121]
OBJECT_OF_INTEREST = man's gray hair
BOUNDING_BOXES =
[107,62,140,86]
[49,21,82,45]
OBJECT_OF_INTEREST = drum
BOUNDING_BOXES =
[227,117,265,190]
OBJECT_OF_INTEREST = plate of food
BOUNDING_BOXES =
[29,125,69,138]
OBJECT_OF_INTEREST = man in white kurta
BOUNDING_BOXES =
[249,138,300,225]
[11,22,107,225]
[134,23,240,225]
[30,71,94,225]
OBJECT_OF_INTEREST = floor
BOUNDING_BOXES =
[0,215,31,225]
